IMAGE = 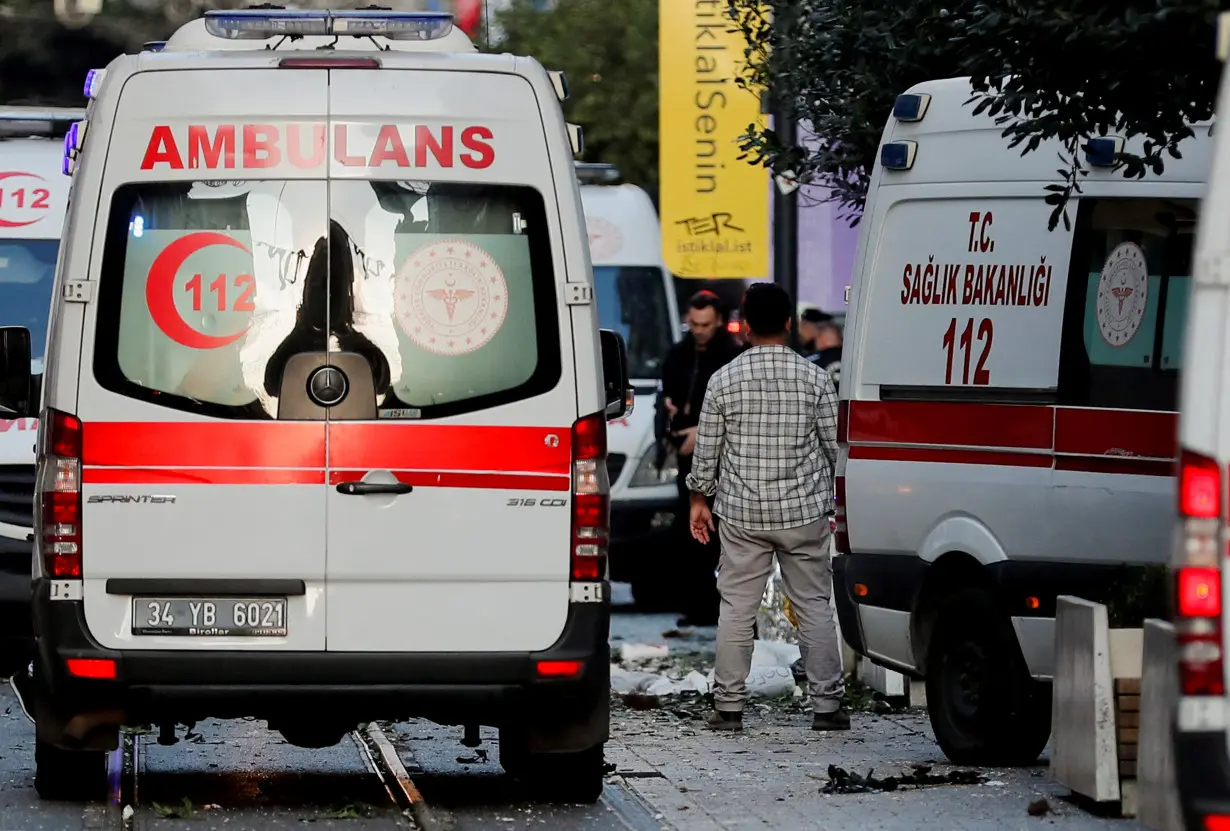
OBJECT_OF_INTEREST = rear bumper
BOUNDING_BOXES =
[32,578,610,727]
[1176,729,1230,829]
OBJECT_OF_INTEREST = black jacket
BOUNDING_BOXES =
[655,330,743,445]
[807,345,842,393]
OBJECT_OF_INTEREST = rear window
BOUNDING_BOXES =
[94,180,562,420]
[0,237,57,365]
[593,265,672,380]
[1057,197,1196,411]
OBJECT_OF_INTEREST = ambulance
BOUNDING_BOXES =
[576,162,681,608]
[0,107,81,675]
[832,76,1210,766]
[0,7,630,803]
[1172,23,1230,827]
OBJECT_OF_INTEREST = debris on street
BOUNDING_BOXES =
[611,639,803,701]
[821,763,988,794]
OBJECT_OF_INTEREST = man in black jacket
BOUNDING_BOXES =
[655,290,743,626]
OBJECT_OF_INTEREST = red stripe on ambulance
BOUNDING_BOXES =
[846,400,1176,475]
[81,422,572,479]
[139,123,495,171]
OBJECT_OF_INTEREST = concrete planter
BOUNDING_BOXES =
[1051,596,1144,815]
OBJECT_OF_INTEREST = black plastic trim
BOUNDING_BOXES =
[105,579,306,597]
[33,578,610,726]
[1175,729,1230,828]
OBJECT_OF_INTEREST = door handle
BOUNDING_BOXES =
[335,481,413,496]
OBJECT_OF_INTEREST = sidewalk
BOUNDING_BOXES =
[607,701,1144,831]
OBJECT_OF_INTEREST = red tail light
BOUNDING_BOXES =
[834,474,850,555]
[40,409,82,579]
[66,658,115,680]
[571,413,609,582]
[278,57,382,69]
[1180,449,1222,518]
[1175,448,1225,695]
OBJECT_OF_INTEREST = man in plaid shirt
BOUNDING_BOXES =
[686,282,849,732]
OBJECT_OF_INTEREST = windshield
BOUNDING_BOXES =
[593,265,672,380]
[0,238,58,366]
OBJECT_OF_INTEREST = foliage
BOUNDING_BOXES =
[728,0,1226,229]
[0,0,174,106]
[495,0,659,201]
[1105,564,1170,629]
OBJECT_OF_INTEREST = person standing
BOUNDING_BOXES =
[686,282,849,732]
[656,290,742,626]
[806,319,843,392]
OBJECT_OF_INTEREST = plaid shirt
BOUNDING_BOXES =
[685,344,839,531]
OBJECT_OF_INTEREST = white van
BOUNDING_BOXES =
[833,76,1210,766]
[0,107,82,674]
[0,8,630,803]
[576,163,680,607]
[1172,28,1230,827]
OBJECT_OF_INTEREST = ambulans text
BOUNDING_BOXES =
[139,123,495,170]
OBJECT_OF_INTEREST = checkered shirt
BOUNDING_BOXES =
[685,344,839,531]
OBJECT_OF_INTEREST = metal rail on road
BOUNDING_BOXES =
[353,723,441,831]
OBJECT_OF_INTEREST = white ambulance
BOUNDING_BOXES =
[1172,23,1230,827]
[576,162,680,607]
[0,107,81,674]
[833,76,1210,766]
[0,8,630,803]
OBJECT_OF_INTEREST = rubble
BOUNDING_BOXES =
[821,763,987,794]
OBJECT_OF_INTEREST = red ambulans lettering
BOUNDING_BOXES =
[141,123,495,171]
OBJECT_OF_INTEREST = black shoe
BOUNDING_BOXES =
[707,709,743,731]
[812,709,851,731]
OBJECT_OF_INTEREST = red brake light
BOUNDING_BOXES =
[570,413,609,582]
[41,409,83,579]
[1205,816,1230,831]
[1179,567,1222,617]
[278,57,382,69]
[66,658,115,680]
[727,320,740,333]
[536,660,584,678]
[1180,449,1221,518]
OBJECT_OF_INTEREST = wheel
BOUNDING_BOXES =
[499,735,605,804]
[925,588,1052,766]
[35,737,107,801]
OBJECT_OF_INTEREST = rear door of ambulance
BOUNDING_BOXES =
[323,66,577,652]
[78,68,330,651]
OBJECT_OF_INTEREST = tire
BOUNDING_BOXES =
[500,737,605,804]
[925,588,1052,767]
[35,737,107,801]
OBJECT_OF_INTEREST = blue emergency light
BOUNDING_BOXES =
[892,93,931,122]
[880,140,918,171]
[84,68,105,99]
[203,8,455,41]
[1085,136,1125,168]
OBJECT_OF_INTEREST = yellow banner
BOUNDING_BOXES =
[658,1,768,279]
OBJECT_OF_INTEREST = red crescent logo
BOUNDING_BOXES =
[145,231,251,350]
[0,171,48,229]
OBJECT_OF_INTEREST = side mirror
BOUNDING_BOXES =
[0,327,32,418]
[599,329,631,421]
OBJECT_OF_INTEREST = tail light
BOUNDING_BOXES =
[570,413,609,582]
[1175,448,1225,695]
[833,400,851,555]
[40,409,82,579]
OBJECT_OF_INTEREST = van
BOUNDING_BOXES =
[0,107,82,674]
[0,7,631,803]
[1172,30,1230,827]
[832,76,1210,765]
[576,162,681,608]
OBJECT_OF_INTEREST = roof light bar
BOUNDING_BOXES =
[203,8,454,41]
[84,68,106,99]
[575,162,620,185]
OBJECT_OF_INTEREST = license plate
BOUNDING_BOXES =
[132,597,287,637]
